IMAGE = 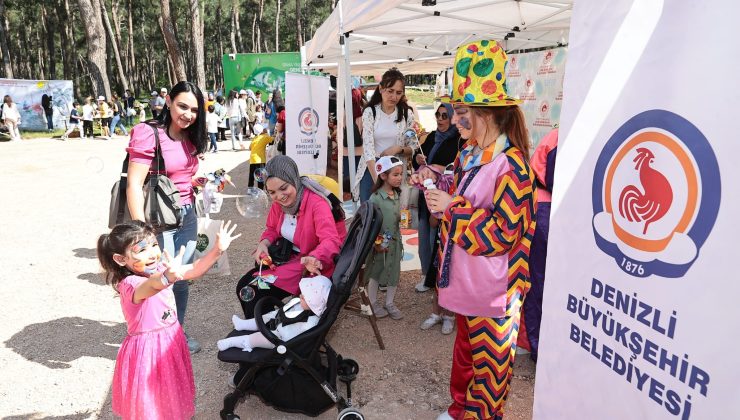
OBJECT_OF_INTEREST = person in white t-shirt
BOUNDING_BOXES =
[206,104,221,153]
[1,95,22,141]
[81,97,95,139]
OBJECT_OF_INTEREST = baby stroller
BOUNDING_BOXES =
[218,201,383,420]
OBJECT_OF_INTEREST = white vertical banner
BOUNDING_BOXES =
[285,72,329,175]
[505,47,566,149]
[534,1,739,420]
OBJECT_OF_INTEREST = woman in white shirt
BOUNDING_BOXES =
[355,68,415,202]
[1,95,21,141]
[227,89,245,150]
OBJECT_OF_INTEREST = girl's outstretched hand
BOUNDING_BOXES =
[162,246,187,283]
[216,220,241,252]
[301,256,323,275]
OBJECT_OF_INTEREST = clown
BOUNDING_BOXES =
[414,40,538,420]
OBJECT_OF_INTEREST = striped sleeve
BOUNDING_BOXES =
[442,151,536,257]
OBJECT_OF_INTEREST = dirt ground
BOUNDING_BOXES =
[0,133,535,419]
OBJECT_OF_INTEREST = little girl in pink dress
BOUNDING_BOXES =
[97,220,240,419]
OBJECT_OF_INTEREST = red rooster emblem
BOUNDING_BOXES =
[618,147,673,234]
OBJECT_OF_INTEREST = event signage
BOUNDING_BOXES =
[506,47,565,149]
[222,52,301,98]
[0,79,74,131]
[285,73,329,175]
[534,1,737,419]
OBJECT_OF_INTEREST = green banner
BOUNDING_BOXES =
[222,52,301,98]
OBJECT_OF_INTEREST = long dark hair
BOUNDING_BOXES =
[97,221,157,291]
[470,106,531,156]
[155,81,207,154]
[364,68,410,123]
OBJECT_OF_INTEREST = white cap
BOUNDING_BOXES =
[151,91,158,96]
[239,89,247,95]
[160,87,167,93]
[299,276,332,317]
[97,96,105,101]
[253,124,264,134]
[374,155,403,175]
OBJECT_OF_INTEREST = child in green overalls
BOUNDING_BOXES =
[365,156,405,320]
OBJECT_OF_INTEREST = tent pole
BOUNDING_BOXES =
[339,0,358,211]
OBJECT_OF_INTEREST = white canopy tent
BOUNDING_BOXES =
[303,0,572,202]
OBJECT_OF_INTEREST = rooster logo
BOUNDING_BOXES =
[618,148,673,234]
[592,109,720,278]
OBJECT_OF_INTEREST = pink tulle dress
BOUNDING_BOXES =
[112,273,195,420]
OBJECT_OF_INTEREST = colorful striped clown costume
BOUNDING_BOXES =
[436,39,537,420]
[438,138,537,420]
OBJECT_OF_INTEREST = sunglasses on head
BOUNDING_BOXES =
[435,112,449,120]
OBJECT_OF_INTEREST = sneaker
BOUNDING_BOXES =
[415,281,431,293]
[186,335,202,354]
[385,303,404,320]
[441,315,455,335]
[420,313,442,330]
[372,302,388,318]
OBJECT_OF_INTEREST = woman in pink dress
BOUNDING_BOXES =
[97,220,240,419]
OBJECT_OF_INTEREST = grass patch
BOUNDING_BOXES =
[405,89,436,106]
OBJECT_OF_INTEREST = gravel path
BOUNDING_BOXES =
[0,135,534,419]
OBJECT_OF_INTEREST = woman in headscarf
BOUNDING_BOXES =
[235,155,347,318]
[415,40,537,420]
[413,102,463,335]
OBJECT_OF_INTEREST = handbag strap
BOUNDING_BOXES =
[115,123,168,224]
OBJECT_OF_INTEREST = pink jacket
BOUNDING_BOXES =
[260,190,346,293]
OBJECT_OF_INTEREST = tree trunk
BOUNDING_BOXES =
[295,0,302,49]
[158,0,187,82]
[127,0,136,94]
[0,0,13,77]
[100,0,128,91]
[216,3,224,85]
[36,24,46,79]
[189,0,205,90]
[77,0,111,98]
[256,0,264,53]
[251,12,256,52]
[111,0,126,74]
[275,0,280,52]
[229,5,237,52]
[43,6,57,78]
[233,0,243,52]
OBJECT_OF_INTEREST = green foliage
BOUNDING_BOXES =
[1,0,335,98]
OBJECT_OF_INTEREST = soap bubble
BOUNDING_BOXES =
[86,156,105,173]
[254,167,268,184]
[236,187,269,219]
[238,285,256,302]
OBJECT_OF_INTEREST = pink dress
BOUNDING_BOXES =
[112,273,195,420]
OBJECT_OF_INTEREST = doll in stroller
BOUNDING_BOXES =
[217,202,383,420]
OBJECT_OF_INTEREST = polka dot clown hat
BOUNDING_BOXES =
[442,40,521,107]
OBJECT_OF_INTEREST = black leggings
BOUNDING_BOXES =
[236,268,292,318]
[218,127,227,141]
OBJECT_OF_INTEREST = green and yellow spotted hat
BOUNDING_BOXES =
[442,40,521,107]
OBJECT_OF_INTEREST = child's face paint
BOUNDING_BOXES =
[451,105,473,136]
[125,236,162,275]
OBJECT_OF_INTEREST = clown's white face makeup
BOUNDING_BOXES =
[118,236,162,275]
[451,105,473,138]
[266,178,298,209]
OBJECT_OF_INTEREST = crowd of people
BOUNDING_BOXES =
[93,37,557,420]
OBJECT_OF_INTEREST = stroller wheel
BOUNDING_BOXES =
[337,407,364,420]
[225,415,240,420]
[338,358,359,381]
